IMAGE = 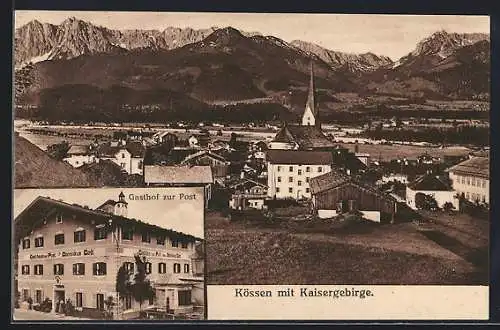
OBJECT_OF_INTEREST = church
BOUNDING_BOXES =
[268,62,337,151]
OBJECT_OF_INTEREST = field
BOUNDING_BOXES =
[339,143,471,161]
[205,210,488,285]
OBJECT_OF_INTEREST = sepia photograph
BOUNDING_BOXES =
[12,10,490,320]
[12,187,205,320]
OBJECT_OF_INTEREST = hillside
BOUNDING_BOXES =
[14,133,100,188]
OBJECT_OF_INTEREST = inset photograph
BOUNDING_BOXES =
[13,187,205,321]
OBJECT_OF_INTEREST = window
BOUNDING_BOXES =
[184,264,190,273]
[467,177,470,185]
[34,236,44,247]
[120,163,126,168]
[94,226,107,240]
[306,167,311,172]
[122,228,133,240]
[277,166,281,172]
[53,264,64,275]
[289,166,293,172]
[158,263,167,274]
[21,265,29,275]
[23,289,29,301]
[318,167,323,173]
[173,263,181,273]
[157,235,165,245]
[277,176,282,183]
[466,192,470,199]
[298,169,302,175]
[56,214,63,224]
[35,290,42,304]
[288,177,293,183]
[298,180,302,186]
[306,177,310,183]
[93,262,107,276]
[171,240,179,248]
[54,233,65,245]
[461,177,465,184]
[22,239,30,249]
[181,242,188,249]
[178,290,192,306]
[288,187,293,193]
[138,160,143,169]
[34,264,43,275]
[142,232,151,243]
[121,153,125,159]
[124,295,132,310]
[74,230,86,243]
[276,187,280,193]
[482,180,486,188]
[472,178,476,186]
[145,262,152,274]
[306,188,310,193]
[76,292,83,308]
[124,262,134,273]
[482,195,486,203]
[96,294,105,311]
[73,263,85,275]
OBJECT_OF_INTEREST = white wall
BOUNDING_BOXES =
[63,155,96,168]
[318,209,337,219]
[406,187,459,210]
[449,172,489,204]
[267,163,332,199]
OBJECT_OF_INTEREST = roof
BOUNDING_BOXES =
[96,141,146,158]
[272,125,336,149]
[309,171,350,194]
[144,165,213,184]
[143,146,198,166]
[309,170,397,203]
[447,156,489,179]
[227,178,268,189]
[181,150,227,165]
[267,150,333,165]
[14,196,200,242]
[66,145,90,156]
[14,135,99,188]
[408,175,453,191]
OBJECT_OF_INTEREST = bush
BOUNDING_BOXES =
[415,192,439,211]
[40,298,52,313]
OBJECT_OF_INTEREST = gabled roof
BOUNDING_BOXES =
[144,165,213,184]
[272,125,336,149]
[66,145,90,156]
[447,156,489,179]
[14,196,201,242]
[267,150,333,165]
[408,175,453,191]
[309,170,397,203]
[227,178,268,190]
[96,141,146,158]
[181,150,227,165]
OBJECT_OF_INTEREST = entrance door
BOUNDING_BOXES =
[54,290,65,313]
[96,293,105,311]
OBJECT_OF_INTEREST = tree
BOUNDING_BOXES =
[46,141,70,160]
[415,192,438,211]
[131,254,155,314]
[115,263,132,316]
[443,202,455,213]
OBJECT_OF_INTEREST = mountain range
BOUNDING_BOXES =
[14,17,490,122]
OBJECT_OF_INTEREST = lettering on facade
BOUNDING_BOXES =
[137,249,181,259]
[29,249,94,259]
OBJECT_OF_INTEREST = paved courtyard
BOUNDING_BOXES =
[13,309,91,321]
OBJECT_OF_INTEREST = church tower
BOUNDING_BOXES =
[114,191,128,217]
[301,62,319,127]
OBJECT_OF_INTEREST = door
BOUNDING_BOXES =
[96,293,105,311]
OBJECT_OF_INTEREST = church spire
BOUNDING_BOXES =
[302,61,319,126]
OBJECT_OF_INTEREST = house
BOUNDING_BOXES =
[447,156,489,205]
[188,134,210,148]
[96,141,146,175]
[15,192,201,319]
[417,153,441,165]
[208,139,232,152]
[376,173,409,185]
[309,170,398,223]
[63,145,96,168]
[269,62,337,151]
[228,179,268,210]
[152,132,178,146]
[406,175,459,210]
[267,150,333,200]
[143,165,214,203]
[181,150,229,182]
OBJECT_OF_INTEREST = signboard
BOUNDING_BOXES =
[29,249,95,260]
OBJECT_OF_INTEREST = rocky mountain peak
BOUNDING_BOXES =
[204,26,245,45]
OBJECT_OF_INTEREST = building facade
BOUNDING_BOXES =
[267,150,333,200]
[15,193,202,319]
[96,141,146,175]
[406,175,459,210]
[447,156,489,205]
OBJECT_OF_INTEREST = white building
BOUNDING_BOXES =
[63,145,96,168]
[267,150,333,200]
[447,156,489,205]
[96,141,146,175]
[406,175,459,210]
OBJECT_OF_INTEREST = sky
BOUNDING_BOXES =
[14,11,490,60]
[13,187,205,238]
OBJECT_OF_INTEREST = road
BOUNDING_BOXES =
[13,309,91,321]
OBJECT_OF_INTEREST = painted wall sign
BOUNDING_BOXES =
[29,249,95,259]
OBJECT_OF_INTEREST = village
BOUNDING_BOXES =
[14,62,489,287]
